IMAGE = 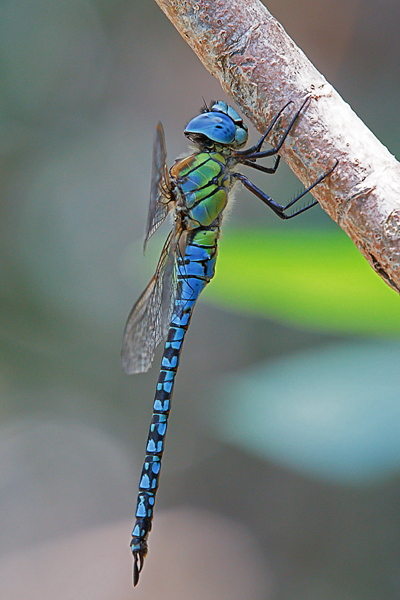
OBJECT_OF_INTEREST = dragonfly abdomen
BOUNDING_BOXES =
[130,226,219,584]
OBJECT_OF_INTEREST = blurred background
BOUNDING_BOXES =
[1,1,400,598]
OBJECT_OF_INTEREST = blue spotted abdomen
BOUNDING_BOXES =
[131,226,219,565]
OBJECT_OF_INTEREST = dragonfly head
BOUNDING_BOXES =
[184,101,248,149]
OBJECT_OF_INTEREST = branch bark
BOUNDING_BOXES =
[153,0,400,293]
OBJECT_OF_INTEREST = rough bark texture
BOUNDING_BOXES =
[154,0,400,293]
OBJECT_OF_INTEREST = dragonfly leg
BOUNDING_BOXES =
[235,102,292,156]
[239,96,311,161]
[233,172,298,219]
[242,155,281,174]
[233,159,337,219]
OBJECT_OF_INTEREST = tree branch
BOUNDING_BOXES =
[153,0,400,293]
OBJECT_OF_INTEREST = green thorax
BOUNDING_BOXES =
[170,151,230,229]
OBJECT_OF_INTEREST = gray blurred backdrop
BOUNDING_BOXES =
[1,1,400,599]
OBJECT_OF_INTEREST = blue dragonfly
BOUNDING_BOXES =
[122,97,336,585]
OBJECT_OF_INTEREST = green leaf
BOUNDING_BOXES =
[203,228,400,335]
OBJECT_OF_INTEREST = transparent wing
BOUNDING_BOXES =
[144,122,173,251]
[122,230,179,374]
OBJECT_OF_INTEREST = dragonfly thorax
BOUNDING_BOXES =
[184,101,248,150]
[170,151,230,230]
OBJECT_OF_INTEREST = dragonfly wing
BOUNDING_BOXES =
[144,123,173,251]
[122,230,178,374]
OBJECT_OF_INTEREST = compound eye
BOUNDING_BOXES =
[184,112,236,144]
[234,126,248,147]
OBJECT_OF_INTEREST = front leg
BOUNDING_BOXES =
[235,102,292,157]
[237,96,311,162]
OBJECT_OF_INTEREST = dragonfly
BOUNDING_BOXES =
[122,96,336,585]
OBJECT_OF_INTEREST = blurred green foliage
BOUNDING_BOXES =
[206,228,400,335]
